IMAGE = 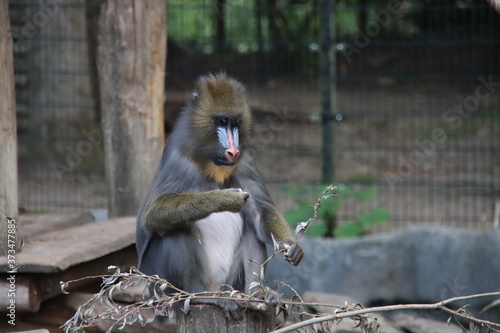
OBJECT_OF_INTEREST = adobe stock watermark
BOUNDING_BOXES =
[272,184,344,291]
[340,0,410,64]
[1,214,22,326]
[51,128,103,181]
[440,276,468,301]
[247,106,297,158]
[275,238,336,292]
[384,74,500,190]
[51,63,166,181]
[12,0,62,53]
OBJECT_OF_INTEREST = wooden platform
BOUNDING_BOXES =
[0,213,137,314]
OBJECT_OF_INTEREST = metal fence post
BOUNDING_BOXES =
[320,0,336,183]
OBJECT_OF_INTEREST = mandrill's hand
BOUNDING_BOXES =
[279,240,304,266]
[217,188,249,213]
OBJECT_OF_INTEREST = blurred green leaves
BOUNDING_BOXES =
[282,183,390,238]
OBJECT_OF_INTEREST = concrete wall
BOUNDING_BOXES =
[266,227,500,320]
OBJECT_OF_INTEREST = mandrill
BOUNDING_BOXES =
[136,72,303,317]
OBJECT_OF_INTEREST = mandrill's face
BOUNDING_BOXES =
[187,73,253,183]
[211,114,242,167]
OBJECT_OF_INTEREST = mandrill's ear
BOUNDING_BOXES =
[188,89,201,111]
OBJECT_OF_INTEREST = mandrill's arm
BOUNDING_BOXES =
[264,208,304,266]
[142,188,248,234]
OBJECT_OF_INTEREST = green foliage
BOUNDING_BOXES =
[167,0,270,53]
[482,108,500,123]
[334,207,390,238]
[282,183,390,238]
[166,0,422,54]
[165,1,496,75]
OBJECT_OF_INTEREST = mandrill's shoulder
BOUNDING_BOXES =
[152,146,211,194]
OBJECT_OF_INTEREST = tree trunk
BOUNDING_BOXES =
[0,0,21,253]
[97,0,166,217]
[176,304,276,333]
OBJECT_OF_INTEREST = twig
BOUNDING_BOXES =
[272,291,500,333]
[294,184,337,238]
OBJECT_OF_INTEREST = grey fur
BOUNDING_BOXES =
[136,111,277,294]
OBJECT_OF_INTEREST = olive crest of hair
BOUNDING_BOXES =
[190,73,252,145]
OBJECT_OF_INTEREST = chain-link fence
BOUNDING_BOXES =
[11,0,500,234]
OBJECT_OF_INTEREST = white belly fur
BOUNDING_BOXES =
[195,211,243,290]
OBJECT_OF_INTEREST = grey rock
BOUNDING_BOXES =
[302,291,362,314]
[267,227,500,321]
[392,313,462,333]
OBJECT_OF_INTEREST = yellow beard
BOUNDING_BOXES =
[204,162,236,184]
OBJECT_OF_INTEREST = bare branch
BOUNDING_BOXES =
[272,291,500,333]
[294,184,337,237]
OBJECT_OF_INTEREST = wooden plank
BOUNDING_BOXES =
[0,245,138,312]
[18,212,95,240]
[36,245,138,302]
[0,320,56,333]
[0,216,136,273]
[0,323,53,333]
[23,292,175,333]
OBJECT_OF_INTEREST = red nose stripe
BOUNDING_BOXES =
[225,128,240,162]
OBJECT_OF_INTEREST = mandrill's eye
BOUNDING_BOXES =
[215,116,229,127]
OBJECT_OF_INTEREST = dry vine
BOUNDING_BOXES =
[60,266,280,333]
[60,184,500,332]
[60,267,500,333]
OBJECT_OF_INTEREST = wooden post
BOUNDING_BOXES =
[176,304,276,333]
[0,276,41,312]
[97,0,166,217]
[0,0,21,253]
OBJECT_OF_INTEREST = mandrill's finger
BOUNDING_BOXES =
[284,243,304,266]
[228,188,250,201]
